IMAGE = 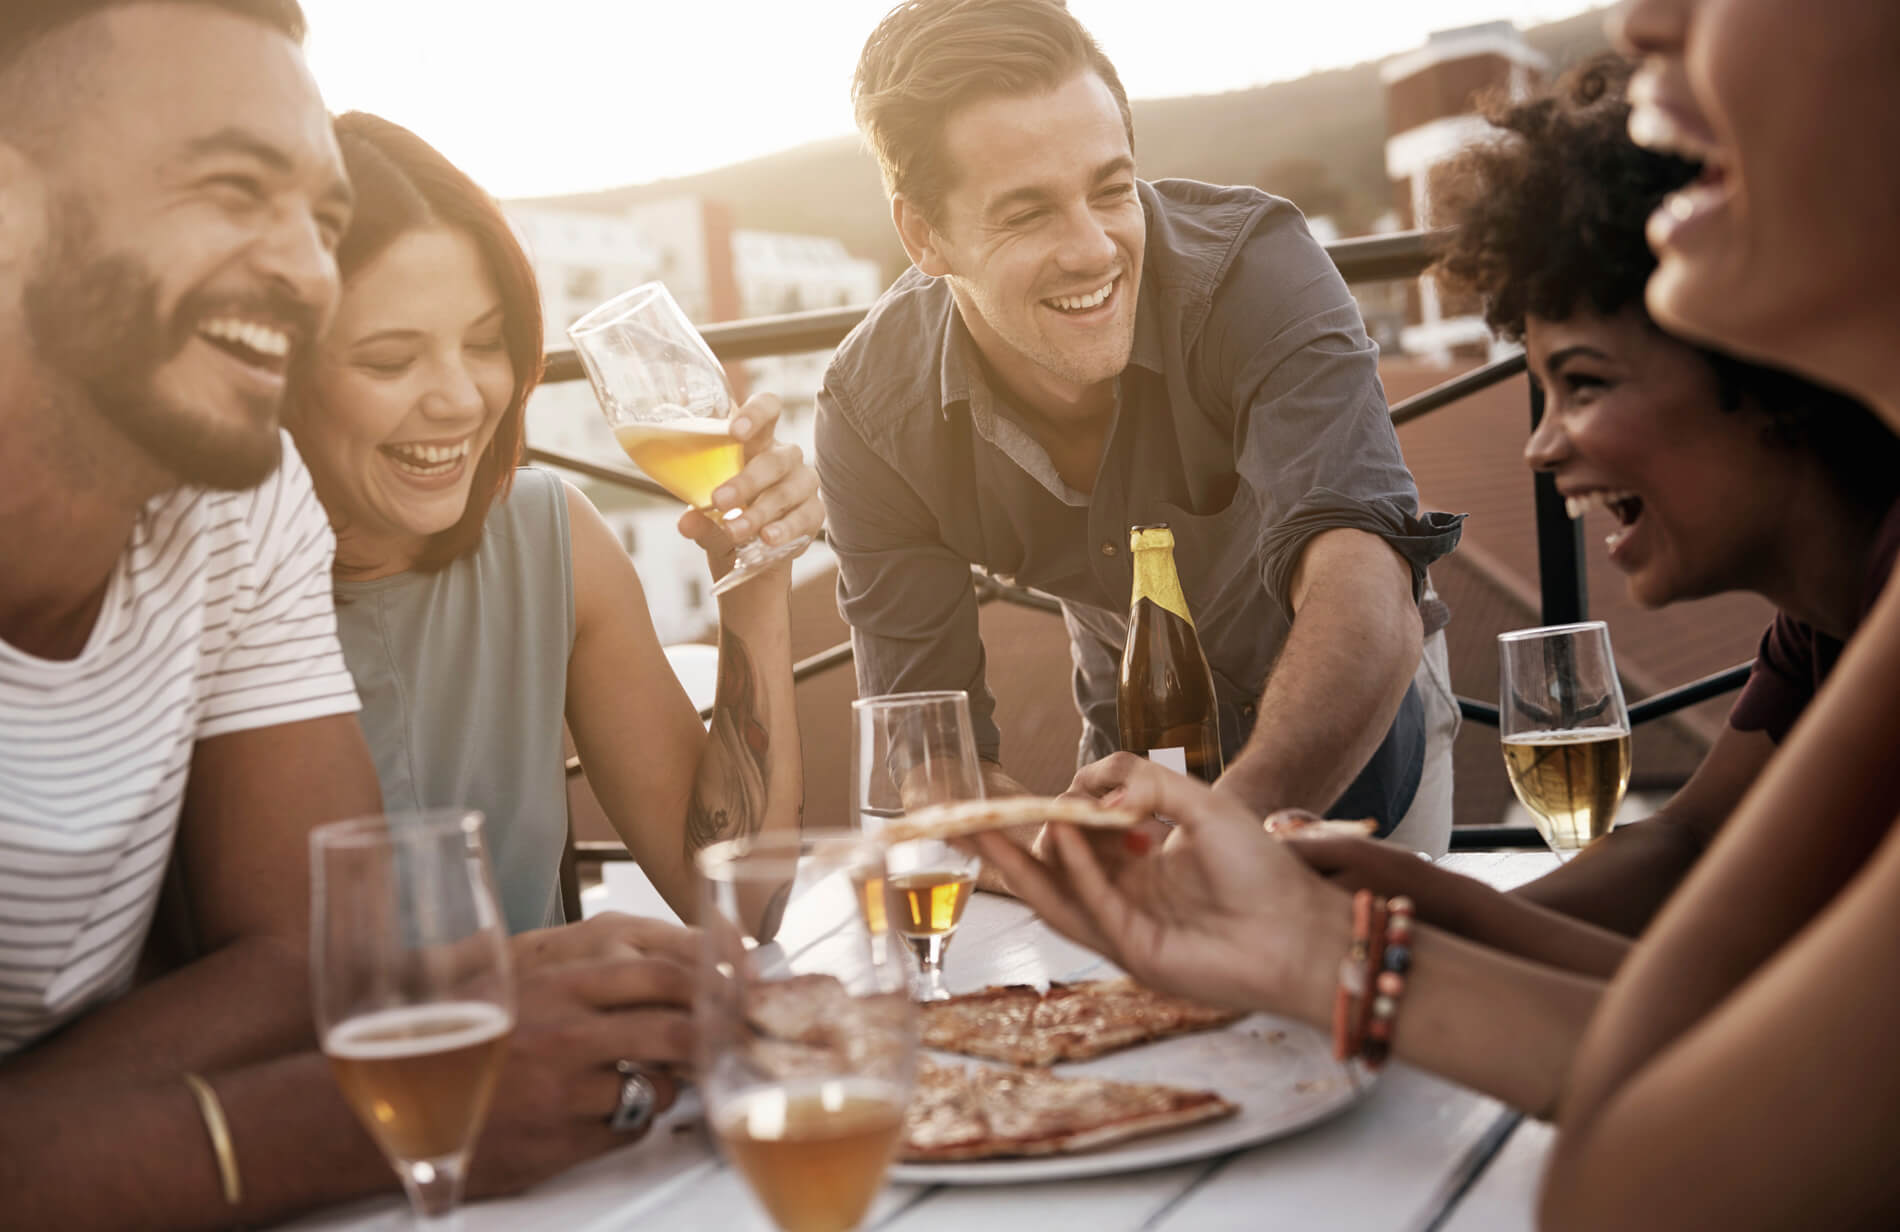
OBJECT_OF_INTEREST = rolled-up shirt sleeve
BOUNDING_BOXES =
[815,380,1001,761]
[1197,212,1462,621]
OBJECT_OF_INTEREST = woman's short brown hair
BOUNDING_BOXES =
[313,112,544,572]
[852,0,1131,221]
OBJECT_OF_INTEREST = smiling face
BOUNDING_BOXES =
[898,71,1145,421]
[293,227,514,577]
[10,4,351,490]
[1616,0,1900,403]
[1523,307,1808,608]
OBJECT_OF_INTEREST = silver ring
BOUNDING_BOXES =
[608,1060,660,1134]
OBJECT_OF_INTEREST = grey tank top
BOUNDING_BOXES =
[334,467,575,934]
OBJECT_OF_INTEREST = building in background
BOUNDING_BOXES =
[1383,22,1546,362]
[506,196,879,643]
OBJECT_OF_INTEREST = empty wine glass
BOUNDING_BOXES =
[567,281,811,594]
[1498,622,1632,860]
[851,691,985,1001]
[311,809,514,1222]
[698,834,916,1232]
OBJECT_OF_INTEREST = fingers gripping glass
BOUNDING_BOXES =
[311,810,515,1223]
[1497,622,1632,861]
[850,691,986,1002]
[567,282,810,594]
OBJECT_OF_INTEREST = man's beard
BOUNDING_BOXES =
[21,197,302,491]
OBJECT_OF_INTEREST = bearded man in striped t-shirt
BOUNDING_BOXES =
[0,6,716,1225]
[0,0,383,1217]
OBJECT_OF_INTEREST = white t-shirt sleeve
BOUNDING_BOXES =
[196,435,360,740]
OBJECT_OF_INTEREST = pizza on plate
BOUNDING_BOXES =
[902,1056,1236,1162]
[920,977,1246,1067]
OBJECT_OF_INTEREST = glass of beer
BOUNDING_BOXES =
[851,691,985,1001]
[311,810,515,1221]
[698,834,917,1232]
[1498,622,1633,860]
[567,281,811,595]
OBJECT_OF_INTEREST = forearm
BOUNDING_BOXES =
[1218,554,1420,816]
[1,933,313,1095]
[1512,814,1708,936]
[0,1050,387,1230]
[677,575,802,931]
[1272,886,1599,1116]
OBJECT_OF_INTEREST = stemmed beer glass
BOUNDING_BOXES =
[698,834,917,1232]
[851,691,985,1001]
[567,281,811,594]
[312,810,515,1222]
[1498,622,1633,860]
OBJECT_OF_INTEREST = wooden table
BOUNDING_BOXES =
[285,852,1561,1232]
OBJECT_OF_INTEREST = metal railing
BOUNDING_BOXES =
[538,228,1749,855]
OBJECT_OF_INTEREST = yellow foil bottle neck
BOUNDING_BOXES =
[1128,526,1195,629]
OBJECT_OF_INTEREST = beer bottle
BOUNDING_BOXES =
[1117,523,1224,783]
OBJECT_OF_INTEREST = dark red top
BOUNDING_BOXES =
[1728,501,1900,744]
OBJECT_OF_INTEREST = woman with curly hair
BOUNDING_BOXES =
[966,55,1900,1124]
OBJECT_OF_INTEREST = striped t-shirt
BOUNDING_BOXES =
[0,437,359,1056]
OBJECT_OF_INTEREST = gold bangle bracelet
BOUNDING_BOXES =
[182,1071,243,1207]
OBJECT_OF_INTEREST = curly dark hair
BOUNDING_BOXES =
[1435,55,1900,516]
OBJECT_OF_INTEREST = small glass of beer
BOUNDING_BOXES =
[311,810,514,1221]
[851,691,985,1001]
[1498,622,1633,860]
[567,281,812,595]
[698,834,917,1232]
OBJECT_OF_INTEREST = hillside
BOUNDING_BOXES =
[516,8,1613,280]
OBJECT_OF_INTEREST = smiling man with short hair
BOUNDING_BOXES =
[820,0,1463,851]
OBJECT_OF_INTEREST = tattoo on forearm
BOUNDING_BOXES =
[685,629,771,857]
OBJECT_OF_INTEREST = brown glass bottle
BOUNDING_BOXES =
[1117,524,1224,783]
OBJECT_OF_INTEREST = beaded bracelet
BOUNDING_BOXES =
[1359,895,1415,1071]
[1331,889,1375,1061]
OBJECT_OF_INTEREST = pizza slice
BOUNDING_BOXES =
[920,978,1246,1067]
[901,1057,1237,1162]
[875,796,1141,846]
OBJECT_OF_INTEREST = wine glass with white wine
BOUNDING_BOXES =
[1498,622,1633,860]
[850,691,985,1002]
[311,809,515,1222]
[698,834,917,1232]
[567,281,811,594]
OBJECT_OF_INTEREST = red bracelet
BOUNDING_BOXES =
[1360,895,1415,1070]
[1332,890,1375,1061]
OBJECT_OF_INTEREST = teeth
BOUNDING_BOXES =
[385,440,471,471]
[1048,281,1114,311]
[1563,490,1640,520]
[200,317,290,359]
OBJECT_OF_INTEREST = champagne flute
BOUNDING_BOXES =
[311,810,515,1222]
[851,691,985,1001]
[567,281,811,594]
[698,834,916,1232]
[1498,622,1633,860]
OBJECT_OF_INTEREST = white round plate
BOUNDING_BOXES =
[888,1013,1367,1185]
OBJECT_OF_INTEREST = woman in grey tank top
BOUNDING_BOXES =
[285,114,820,936]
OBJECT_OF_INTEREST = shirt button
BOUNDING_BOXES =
[1101,542,1117,556]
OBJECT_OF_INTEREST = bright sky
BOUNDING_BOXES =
[303,1,1608,199]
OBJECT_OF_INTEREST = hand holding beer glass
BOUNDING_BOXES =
[1498,622,1633,859]
[567,282,811,594]
[851,691,985,1001]
[312,810,514,1221]
[699,835,916,1232]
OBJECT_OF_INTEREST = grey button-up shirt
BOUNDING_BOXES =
[815,179,1462,826]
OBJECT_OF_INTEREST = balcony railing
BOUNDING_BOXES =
[535,228,1750,862]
